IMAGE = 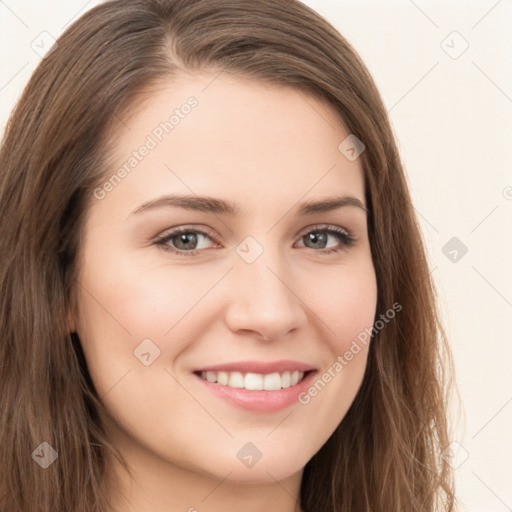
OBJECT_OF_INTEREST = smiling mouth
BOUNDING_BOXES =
[193,370,314,391]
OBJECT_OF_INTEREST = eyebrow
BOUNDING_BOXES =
[127,194,368,219]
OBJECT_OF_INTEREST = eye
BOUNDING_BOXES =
[154,224,356,256]
[154,226,217,255]
[295,224,356,255]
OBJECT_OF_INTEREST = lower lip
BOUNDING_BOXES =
[192,371,317,412]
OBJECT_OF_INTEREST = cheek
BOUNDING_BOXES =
[74,271,194,432]
[313,259,378,354]
[77,248,213,338]
[74,253,225,391]
[286,261,377,459]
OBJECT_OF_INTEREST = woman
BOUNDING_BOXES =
[0,0,458,510]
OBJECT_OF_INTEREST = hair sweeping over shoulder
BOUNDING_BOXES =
[0,0,459,510]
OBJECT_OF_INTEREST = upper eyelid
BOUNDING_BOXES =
[156,225,217,241]
[299,223,351,236]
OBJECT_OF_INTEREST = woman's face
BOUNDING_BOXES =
[73,71,377,486]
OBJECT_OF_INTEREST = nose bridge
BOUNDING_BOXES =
[225,236,306,339]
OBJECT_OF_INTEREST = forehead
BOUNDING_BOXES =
[95,71,366,219]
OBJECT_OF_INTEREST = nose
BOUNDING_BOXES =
[224,245,307,342]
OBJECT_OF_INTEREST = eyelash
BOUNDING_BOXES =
[154,224,356,257]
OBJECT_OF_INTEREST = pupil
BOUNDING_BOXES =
[307,232,326,249]
[176,232,197,250]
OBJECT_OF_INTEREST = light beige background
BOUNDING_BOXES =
[1,1,511,510]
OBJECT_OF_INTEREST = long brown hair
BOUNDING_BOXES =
[0,0,459,510]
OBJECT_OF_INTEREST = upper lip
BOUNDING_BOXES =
[193,359,316,374]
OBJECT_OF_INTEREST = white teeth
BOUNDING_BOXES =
[217,371,229,385]
[245,373,263,390]
[228,371,245,388]
[199,370,306,390]
[263,372,281,391]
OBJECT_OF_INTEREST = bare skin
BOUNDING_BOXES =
[71,70,378,512]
